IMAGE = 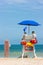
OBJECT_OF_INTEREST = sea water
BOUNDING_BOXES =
[0,44,43,58]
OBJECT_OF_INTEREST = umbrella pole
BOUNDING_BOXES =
[33,46,37,58]
[22,45,24,58]
[28,26,30,34]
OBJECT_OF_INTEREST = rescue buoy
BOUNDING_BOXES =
[30,38,37,44]
[26,42,34,47]
[21,40,26,45]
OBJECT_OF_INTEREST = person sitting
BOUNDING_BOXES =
[30,31,37,58]
[30,31,37,44]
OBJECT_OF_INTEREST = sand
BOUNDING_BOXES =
[0,58,43,65]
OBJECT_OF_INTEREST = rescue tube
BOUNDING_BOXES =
[21,40,26,45]
[30,38,37,44]
[26,42,34,47]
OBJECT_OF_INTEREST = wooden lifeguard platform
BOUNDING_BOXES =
[4,40,9,57]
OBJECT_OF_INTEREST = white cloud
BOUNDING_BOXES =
[0,0,27,4]
[0,0,43,9]
[0,0,43,5]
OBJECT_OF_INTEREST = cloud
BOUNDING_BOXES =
[0,0,43,9]
[0,0,27,4]
[37,0,43,4]
[34,0,43,9]
[0,0,43,5]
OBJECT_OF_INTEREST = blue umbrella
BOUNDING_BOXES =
[18,20,40,34]
[18,20,40,26]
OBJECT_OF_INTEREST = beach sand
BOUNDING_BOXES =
[0,57,43,65]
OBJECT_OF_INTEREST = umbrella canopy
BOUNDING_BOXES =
[18,20,40,34]
[18,20,40,26]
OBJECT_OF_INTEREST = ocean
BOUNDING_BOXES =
[0,44,43,58]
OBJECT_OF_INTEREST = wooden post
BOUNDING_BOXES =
[4,40,9,57]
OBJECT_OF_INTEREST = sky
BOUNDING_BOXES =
[0,0,43,44]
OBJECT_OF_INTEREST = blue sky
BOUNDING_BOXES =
[0,0,43,44]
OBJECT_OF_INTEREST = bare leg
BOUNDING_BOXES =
[22,46,24,58]
[33,46,37,58]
